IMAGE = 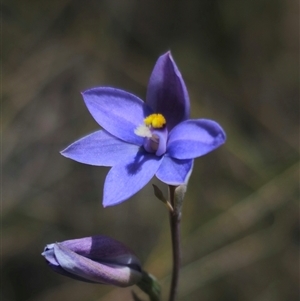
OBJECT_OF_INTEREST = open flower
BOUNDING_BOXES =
[62,51,226,207]
[42,235,142,287]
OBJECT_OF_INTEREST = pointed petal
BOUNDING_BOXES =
[156,156,194,185]
[146,52,190,131]
[103,151,163,207]
[82,87,152,145]
[167,119,226,160]
[61,130,139,166]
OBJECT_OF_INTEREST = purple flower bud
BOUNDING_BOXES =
[42,235,142,287]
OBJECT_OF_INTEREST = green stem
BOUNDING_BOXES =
[136,270,161,301]
[168,185,182,301]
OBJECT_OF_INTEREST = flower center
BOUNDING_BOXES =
[134,113,167,156]
[144,114,166,128]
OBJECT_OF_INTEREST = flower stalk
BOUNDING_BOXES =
[168,185,185,301]
[136,270,161,301]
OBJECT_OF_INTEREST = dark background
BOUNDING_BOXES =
[3,0,299,300]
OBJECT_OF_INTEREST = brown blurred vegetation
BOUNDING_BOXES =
[2,0,299,301]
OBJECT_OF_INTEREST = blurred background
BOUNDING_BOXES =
[3,0,299,300]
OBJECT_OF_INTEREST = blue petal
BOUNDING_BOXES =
[61,130,140,166]
[82,87,152,145]
[146,52,190,131]
[103,151,163,207]
[156,156,194,185]
[167,119,226,160]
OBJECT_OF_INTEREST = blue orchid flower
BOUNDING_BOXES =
[61,52,226,207]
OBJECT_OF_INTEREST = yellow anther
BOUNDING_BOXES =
[144,114,166,128]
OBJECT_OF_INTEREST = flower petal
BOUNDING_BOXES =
[60,236,141,268]
[54,243,142,286]
[146,52,190,131]
[42,244,58,266]
[42,244,101,283]
[103,150,163,207]
[167,119,226,159]
[61,130,139,166]
[156,156,194,185]
[82,87,152,145]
